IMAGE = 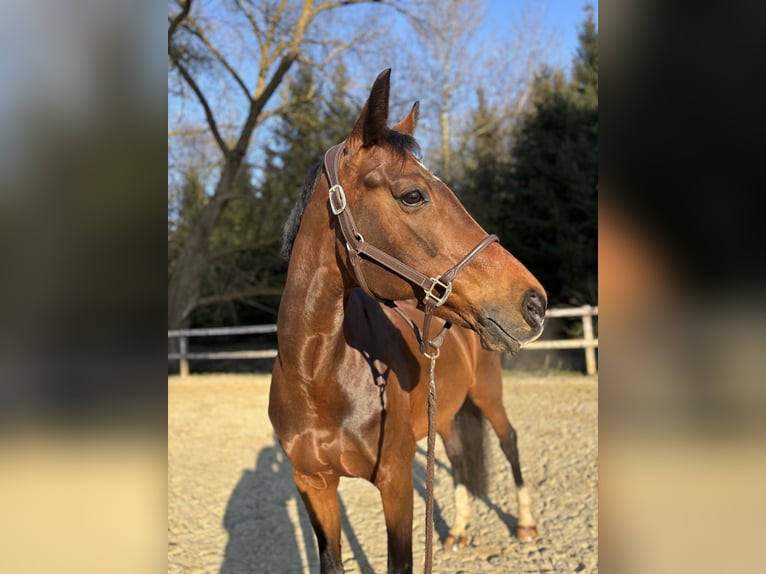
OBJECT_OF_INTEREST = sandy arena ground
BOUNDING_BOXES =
[168,373,597,573]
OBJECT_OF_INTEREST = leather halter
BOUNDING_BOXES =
[323,141,499,356]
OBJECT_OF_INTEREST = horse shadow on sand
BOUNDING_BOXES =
[220,440,375,574]
[220,442,520,574]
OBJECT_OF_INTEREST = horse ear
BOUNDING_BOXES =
[349,68,391,147]
[392,101,420,136]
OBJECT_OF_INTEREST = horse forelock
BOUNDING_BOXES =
[379,128,421,161]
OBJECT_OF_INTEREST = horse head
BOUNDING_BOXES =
[330,69,546,352]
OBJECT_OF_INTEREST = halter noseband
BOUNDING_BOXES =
[323,141,498,357]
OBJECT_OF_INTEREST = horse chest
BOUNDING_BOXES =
[273,362,412,482]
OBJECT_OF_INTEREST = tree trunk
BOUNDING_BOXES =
[167,157,243,329]
[440,101,451,182]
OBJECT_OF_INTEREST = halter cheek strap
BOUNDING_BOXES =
[323,142,499,357]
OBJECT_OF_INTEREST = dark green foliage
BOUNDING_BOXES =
[461,6,598,306]
[504,68,597,305]
[456,89,509,229]
[572,3,598,106]
[168,165,206,281]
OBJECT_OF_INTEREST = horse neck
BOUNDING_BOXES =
[278,184,350,357]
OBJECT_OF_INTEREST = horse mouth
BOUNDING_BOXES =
[477,317,522,354]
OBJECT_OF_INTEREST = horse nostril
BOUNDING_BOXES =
[522,289,546,328]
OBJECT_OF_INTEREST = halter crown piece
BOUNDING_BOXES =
[323,141,498,357]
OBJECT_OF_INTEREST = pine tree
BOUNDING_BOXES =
[456,89,508,229]
[572,3,598,106]
[168,166,206,280]
[484,6,598,306]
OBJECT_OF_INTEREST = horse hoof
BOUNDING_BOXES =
[444,533,468,552]
[516,525,538,542]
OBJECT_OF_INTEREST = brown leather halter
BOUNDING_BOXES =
[323,141,499,358]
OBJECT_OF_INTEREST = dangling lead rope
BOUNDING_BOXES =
[423,347,439,574]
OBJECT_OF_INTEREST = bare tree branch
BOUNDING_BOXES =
[266,0,291,49]
[233,0,265,53]
[172,59,230,156]
[197,287,285,308]
[234,49,298,158]
[168,0,192,43]
[209,238,282,261]
[238,298,279,315]
[310,0,383,19]
[186,16,251,99]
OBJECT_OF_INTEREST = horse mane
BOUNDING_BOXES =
[280,130,421,261]
[281,162,322,260]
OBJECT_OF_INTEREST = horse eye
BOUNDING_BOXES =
[400,190,426,207]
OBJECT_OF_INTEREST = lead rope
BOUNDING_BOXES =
[423,345,439,574]
[388,302,446,573]
[390,304,444,574]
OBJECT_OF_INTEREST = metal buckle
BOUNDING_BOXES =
[329,184,346,215]
[345,231,364,253]
[424,277,452,307]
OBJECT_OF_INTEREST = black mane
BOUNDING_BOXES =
[280,162,322,260]
[279,130,421,261]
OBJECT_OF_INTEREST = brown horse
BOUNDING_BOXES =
[269,69,546,574]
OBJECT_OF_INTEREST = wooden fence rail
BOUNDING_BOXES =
[524,305,598,375]
[168,305,598,377]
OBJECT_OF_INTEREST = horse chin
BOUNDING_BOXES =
[476,316,522,354]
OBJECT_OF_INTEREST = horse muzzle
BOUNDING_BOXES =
[475,288,547,353]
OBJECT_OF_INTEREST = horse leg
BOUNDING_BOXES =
[293,468,344,574]
[468,372,538,541]
[375,458,414,573]
[439,423,473,551]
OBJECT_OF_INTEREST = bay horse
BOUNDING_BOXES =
[269,69,546,573]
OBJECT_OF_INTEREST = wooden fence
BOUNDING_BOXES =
[168,305,598,377]
[524,305,598,375]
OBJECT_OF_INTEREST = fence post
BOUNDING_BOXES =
[179,335,189,377]
[581,307,596,375]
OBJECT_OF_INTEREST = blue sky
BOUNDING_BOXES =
[544,0,598,67]
[484,0,597,73]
